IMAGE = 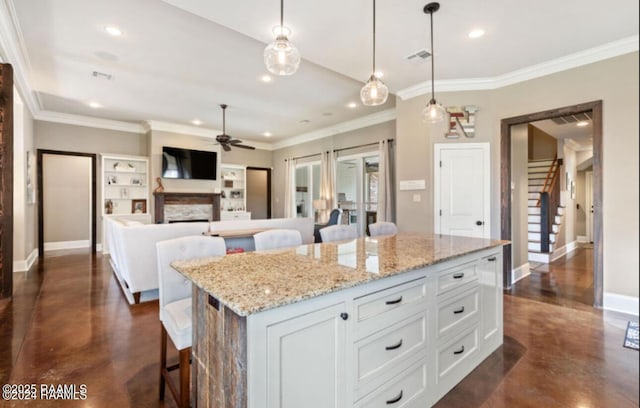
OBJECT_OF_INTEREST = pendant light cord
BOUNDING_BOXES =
[429,10,435,103]
[372,0,376,73]
[280,0,284,29]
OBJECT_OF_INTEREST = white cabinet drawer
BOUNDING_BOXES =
[354,360,428,408]
[437,262,479,296]
[437,325,479,385]
[220,211,251,221]
[355,313,426,387]
[354,278,427,338]
[436,287,479,340]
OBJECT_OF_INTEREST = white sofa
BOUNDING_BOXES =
[104,216,314,304]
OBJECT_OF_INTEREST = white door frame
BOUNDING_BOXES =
[434,143,491,238]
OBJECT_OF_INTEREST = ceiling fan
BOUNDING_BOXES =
[215,104,255,152]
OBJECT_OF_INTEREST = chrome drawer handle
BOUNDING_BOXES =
[453,272,465,279]
[488,256,497,262]
[385,339,403,351]
[385,296,403,305]
[453,345,465,355]
[386,390,403,404]
[453,306,465,314]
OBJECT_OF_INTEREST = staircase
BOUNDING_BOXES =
[527,158,564,263]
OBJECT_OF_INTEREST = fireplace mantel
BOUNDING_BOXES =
[153,192,221,223]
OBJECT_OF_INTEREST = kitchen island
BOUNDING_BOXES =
[172,234,506,408]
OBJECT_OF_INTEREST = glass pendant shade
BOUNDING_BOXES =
[264,35,300,76]
[360,75,388,106]
[422,99,446,124]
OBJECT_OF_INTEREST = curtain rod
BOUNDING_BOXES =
[283,138,394,162]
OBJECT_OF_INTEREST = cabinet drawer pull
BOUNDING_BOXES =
[385,390,403,404]
[385,296,403,305]
[385,339,403,351]
[453,345,465,355]
[452,272,465,279]
[487,256,497,262]
[453,306,465,314]
[340,313,349,321]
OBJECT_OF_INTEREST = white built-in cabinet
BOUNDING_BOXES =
[246,247,503,408]
[220,164,251,221]
[100,154,150,253]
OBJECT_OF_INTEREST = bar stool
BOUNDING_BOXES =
[156,236,226,408]
[254,229,303,251]
[319,224,358,242]
[368,221,398,237]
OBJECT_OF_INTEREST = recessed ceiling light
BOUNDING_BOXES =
[347,102,358,109]
[271,25,291,37]
[263,132,272,137]
[104,25,123,37]
[260,74,272,83]
[192,119,203,126]
[468,29,485,39]
[88,101,102,109]
[576,121,589,127]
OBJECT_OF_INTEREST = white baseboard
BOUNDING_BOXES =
[551,240,578,262]
[604,293,639,316]
[512,263,531,284]
[577,235,589,243]
[44,240,90,251]
[13,248,39,272]
[97,243,103,252]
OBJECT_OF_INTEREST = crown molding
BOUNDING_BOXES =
[144,120,273,150]
[396,35,640,100]
[271,108,397,150]
[0,0,42,115]
[35,110,146,134]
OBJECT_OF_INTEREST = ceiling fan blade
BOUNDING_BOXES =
[233,144,255,150]
[228,139,244,144]
[222,144,231,152]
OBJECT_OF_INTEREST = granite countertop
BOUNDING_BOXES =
[171,234,506,317]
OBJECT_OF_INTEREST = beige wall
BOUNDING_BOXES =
[575,171,587,236]
[35,121,148,246]
[528,125,558,160]
[42,154,91,243]
[272,121,396,218]
[12,88,37,269]
[221,147,272,169]
[395,52,639,299]
[511,124,529,268]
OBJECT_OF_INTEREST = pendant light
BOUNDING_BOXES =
[264,0,300,76]
[422,2,446,123]
[360,0,388,106]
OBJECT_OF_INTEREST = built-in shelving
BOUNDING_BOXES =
[220,164,251,221]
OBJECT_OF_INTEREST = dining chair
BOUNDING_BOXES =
[254,229,303,251]
[156,235,226,408]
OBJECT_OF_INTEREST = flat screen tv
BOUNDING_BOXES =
[162,146,217,180]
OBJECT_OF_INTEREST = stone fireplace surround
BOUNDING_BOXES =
[153,192,221,224]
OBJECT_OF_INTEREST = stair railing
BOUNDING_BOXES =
[537,155,563,252]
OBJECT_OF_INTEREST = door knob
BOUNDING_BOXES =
[476,220,484,226]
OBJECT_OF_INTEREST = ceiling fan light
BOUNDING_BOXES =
[360,75,389,106]
[422,100,446,124]
[264,35,300,76]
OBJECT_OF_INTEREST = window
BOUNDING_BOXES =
[295,162,320,218]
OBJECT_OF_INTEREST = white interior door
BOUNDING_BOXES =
[434,143,490,238]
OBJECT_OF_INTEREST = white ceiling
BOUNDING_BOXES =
[7,0,639,144]
[531,119,593,151]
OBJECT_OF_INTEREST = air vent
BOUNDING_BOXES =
[405,49,431,63]
[92,71,113,80]
[551,112,592,125]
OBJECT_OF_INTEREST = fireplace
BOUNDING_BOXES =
[153,192,221,223]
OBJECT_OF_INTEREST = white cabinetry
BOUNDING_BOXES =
[101,154,149,216]
[220,164,251,220]
[247,248,503,408]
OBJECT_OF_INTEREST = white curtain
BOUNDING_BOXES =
[319,150,336,223]
[377,140,395,222]
[284,157,297,218]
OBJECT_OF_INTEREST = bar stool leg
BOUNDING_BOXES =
[159,325,167,400]
[179,347,191,408]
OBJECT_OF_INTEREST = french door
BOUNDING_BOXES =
[336,153,379,236]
